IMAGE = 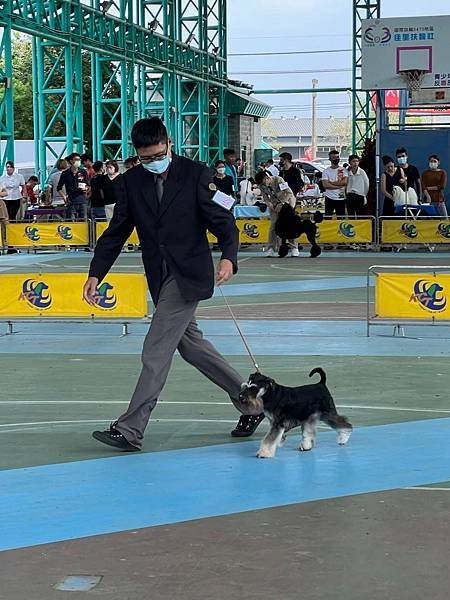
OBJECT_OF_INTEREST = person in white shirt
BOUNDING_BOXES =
[322,150,347,216]
[239,177,258,205]
[266,159,279,177]
[346,154,369,217]
[0,161,26,221]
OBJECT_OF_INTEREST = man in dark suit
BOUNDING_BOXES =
[84,118,264,451]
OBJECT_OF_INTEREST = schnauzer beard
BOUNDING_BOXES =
[240,383,265,415]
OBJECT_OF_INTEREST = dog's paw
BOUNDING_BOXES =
[256,447,275,458]
[337,429,352,445]
[299,440,315,452]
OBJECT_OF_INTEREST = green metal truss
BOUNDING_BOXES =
[0,0,227,178]
[352,0,381,152]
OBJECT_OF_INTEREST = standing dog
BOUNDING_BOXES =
[239,368,352,458]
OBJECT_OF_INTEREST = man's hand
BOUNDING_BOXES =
[83,276,99,305]
[216,259,234,286]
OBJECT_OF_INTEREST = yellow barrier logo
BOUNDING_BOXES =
[339,222,356,238]
[57,225,73,241]
[243,223,259,239]
[92,282,117,310]
[409,280,447,312]
[18,279,52,310]
[437,223,450,240]
[400,223,417,239]
[24,226,40,242]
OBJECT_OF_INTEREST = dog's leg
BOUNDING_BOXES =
[256,423,285,458]
[323,413,353,445]
[299,417,318,451]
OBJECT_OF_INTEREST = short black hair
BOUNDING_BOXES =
[314,171,322,178]
[255,171,270,185]
[224,148,236,158]
[67,152,81,162]
[215,160,225,168]
[5,160,14,168]
[81,153,93,163]
[279,152,292,162]
[329,149,339,158]
[348,154,359,162]
[27,176,38,182]
[382,155,395,166]
[131,117,168,149]
[124,156,135,166]
[93,160,104,173]
[429,154,440,161]
[395,147,408,156]
[266,158,274,164]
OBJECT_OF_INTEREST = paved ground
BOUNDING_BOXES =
[0,249,449,599]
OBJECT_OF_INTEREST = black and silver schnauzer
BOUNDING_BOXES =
[239,368,353,458]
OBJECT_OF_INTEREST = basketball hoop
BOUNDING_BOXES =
[399,69,428,94]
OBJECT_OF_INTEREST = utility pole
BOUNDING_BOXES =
[311,78,318,160]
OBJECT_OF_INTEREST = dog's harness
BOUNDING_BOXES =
[218,286,260,373]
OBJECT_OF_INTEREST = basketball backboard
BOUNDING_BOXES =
[361,15,450,91]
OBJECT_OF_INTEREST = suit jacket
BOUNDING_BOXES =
[89,154,239,303]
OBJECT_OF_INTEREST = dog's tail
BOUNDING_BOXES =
[309,367,326,385]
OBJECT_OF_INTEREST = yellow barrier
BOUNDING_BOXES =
[6,222,89,247]
[375,273,450,320]
[0,273,148,318]
[95,221,140,245]
[208,218,373,244]
[381,219,450,244]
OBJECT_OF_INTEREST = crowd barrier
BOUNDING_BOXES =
[2,215,450,252]
[0,272,148,335]
[380,217,450,246]
[367,265,450,337]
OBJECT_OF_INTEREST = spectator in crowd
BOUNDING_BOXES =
[0,161,26,221]
[314,171,325,194]
[89,160,107,220]
[224,148,238,193]
[124,156,138,171]
[346,154,369,217]
[57,152,89,220]
[0,182,9,249]
[81,154,95,180]
[380,155,401,216]
[213,160,235,197]
[239,177,258,205]
[300,168,311,186]
[266,158,279,177]
[25,176,39,205]
[46,158,68,207]
[255,170,299,257]
[322,150,347,216]
[395,147,421,198]
[278,152,304,196]
[101,159,121,220]
[236,158,245,178]
[421,154,448,217]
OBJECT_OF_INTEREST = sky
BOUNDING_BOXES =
[227,0,450,119]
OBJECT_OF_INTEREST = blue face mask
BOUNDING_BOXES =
[142,155,171,174]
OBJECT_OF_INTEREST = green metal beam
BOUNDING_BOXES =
[352,0,381,152]
[0,23,14,170]
[254,87,351,94]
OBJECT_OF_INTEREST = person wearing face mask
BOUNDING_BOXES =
[421,155,448,217]
[380,155,402,216]
[213,160,235,197]
[57,152,89,220]
[84,117,253,451]
[101,160,122,221]
[395,147,421,198]
[322,150,348,216]
[278,152,304,196]
[0,161,26,221]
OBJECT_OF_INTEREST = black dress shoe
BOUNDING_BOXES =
[231,414,265,438]
[92,424,140,451]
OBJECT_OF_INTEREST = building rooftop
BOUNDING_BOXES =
[261,117,350,138]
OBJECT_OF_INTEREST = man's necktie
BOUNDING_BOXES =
[155,175,164,205]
